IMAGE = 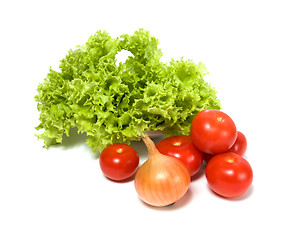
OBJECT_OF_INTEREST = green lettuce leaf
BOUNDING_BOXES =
[35,29,221,152]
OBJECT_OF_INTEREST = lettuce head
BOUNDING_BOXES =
[35,29,221,152]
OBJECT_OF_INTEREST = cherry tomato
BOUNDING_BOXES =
[156,135,203,177]
[205,152,253,198]
[99,143,139,181]
[203,153,214,163]
[203,131,248,162]
[190,109,237,154]
[227,131,247,156]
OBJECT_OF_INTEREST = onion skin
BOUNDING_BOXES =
[134,135,191,207]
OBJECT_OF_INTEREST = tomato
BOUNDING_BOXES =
[190,109,237,154]
[203,131,248,162]
[99,143,139,181]
[205,152,253,198]
[227,131,247,156]
[203,153,214,163]
[156,135,203,177]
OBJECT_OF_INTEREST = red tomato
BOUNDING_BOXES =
[156,135,203,177]
[227,131,247,156]
[99,143,139,181]
[190,109,237,154]
[203,153,214,163]
[205,152,253,198]
[203,131,248,162]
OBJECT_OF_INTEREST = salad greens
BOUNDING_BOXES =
[35,29,221,152]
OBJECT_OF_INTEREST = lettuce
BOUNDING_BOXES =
[35,29,221,152]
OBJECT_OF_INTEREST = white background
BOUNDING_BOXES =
[1,0,287,239]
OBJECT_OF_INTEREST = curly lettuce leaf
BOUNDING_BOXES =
[35,29,221,152]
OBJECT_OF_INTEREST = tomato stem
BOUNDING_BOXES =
[173,142,181,146]
[217,117,223,122]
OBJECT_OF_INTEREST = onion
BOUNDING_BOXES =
[134,134,191,207]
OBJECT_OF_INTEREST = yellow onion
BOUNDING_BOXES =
[134,134,191,207]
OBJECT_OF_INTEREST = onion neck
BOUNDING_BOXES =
[141,134,159,158]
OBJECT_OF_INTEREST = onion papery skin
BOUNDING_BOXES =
[134,135,191,207]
